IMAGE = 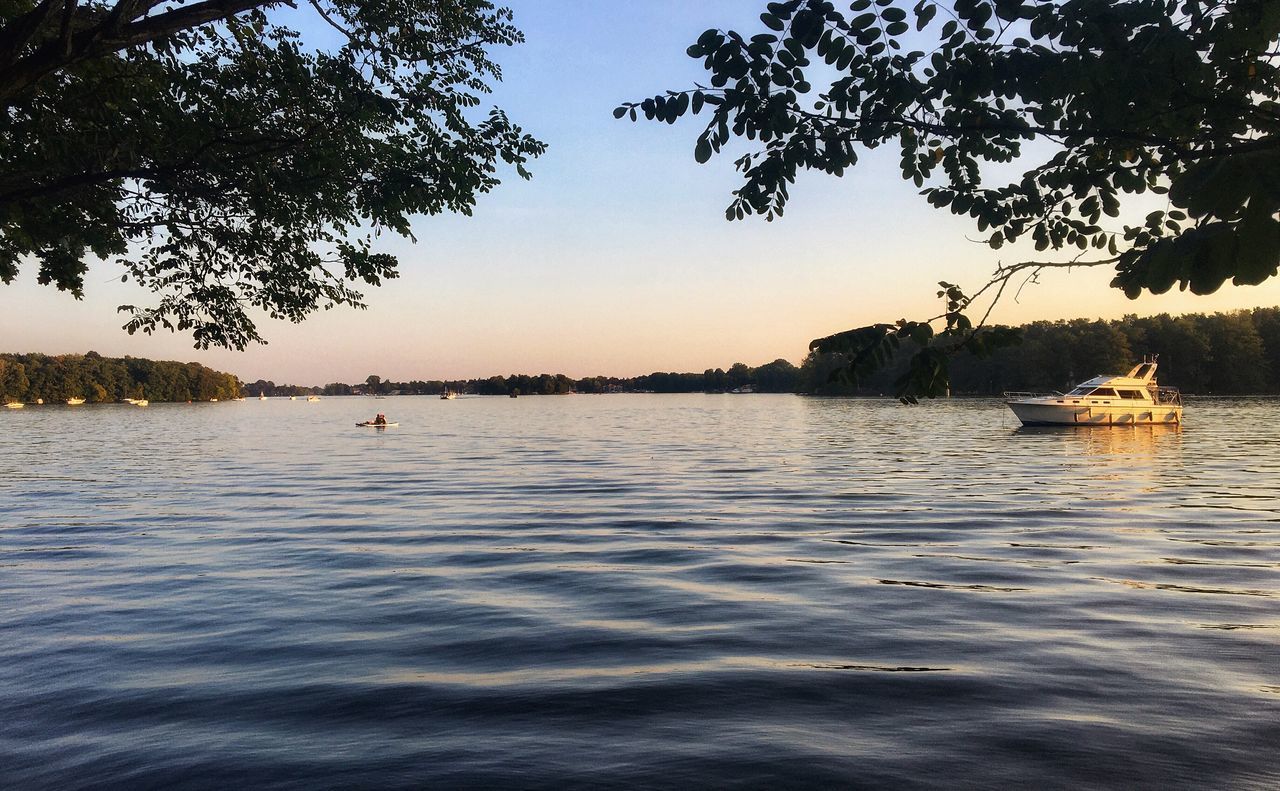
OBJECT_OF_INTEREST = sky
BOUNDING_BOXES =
[3,0,1279,385]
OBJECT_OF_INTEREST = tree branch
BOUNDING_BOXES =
[0,0,278,102]
[0,128,323,205]
[305,0,352,40]
[792,107,1198,154]
[947,254,1121,341]
[970,255,1121,311]
[58,0,79,56]
[101,0,171,35]
[0,0,63,67]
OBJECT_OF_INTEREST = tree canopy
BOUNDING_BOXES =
[620,0,1280,400]
[0,0,544,349]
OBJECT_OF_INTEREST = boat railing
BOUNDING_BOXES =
[1002,391,1060,400]
[1153,386,1182,405]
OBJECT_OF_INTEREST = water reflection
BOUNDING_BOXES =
[1013,423,1183,460]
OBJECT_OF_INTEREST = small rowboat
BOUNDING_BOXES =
[356,421,398,427]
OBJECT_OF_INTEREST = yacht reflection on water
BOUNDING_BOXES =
[1013,422,1184,463]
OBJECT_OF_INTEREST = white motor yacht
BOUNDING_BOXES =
[1005,359,1182,426]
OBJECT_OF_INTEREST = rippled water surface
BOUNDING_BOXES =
[2,395,1278,789]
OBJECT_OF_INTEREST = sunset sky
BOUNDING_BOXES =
[4,0,1279,385]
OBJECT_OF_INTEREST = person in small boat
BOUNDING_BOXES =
[373,413,387,425]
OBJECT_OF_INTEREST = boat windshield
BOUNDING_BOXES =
[1066,386,1120,398]
[1064,383,1126,396]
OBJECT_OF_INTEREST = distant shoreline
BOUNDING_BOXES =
[6,307,1280,404]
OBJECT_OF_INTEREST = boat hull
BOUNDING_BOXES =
[1007,400,1181,426]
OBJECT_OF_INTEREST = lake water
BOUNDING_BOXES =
[2,395,1278,789]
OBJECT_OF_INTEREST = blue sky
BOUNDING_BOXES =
[3,0,1278,383]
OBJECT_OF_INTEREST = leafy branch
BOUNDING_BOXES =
[618,0,1280,399]
[1,0,546,348]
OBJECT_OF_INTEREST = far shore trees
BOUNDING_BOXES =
[6,307,1279,402]
[621,0,1280,400]
[799,307,1280,395]
[0,352,240,402]
[0,0,544,349]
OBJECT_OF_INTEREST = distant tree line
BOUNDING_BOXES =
[242,380,323,398]
[341,360,804,397]
[8,308,1278,404]
[339,308,1280,398]
[1,352,241,403]
[800,308,1280,396]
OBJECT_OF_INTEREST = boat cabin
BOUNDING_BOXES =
[1064,384,1151,401]
[1058,361,1180,406]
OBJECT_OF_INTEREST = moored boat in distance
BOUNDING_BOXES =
[1005,358,1182,426]
[135,399,149,406]
[307,395,320,402]
[441,390,457,400]
[5,401,24,409]
[66,397,86,405]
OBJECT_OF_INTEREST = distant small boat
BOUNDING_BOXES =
[307,395,320,402]
[5,402,24,409]
[259,393,267,400]
[289,396,297,401]
[356,421,398,427]
[441,390,457,400]
[134,399,149,407]
[66,397,86,405]
[232,397,246,402]
[209,398,219,402]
